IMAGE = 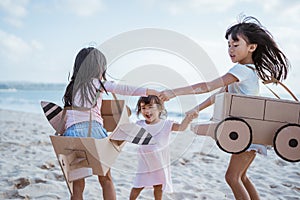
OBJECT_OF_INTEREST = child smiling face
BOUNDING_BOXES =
[140,102,162,124]
[136,95,166,124]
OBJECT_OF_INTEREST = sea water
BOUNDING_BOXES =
[0,82,66,114]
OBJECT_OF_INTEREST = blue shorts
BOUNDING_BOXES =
[63,121,108,139]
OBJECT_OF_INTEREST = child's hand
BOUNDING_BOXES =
[158,90,175,101]
[185,108,199,120]
[146,89,160,96]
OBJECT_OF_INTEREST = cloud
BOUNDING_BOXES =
[0,30,43,63]
[60,0,105,16]
[279,3,300,23]
[140,0,235,15]
[0,0,29,27]
[140,0,300,21]
[243,0,300,24]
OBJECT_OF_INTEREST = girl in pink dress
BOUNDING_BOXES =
[129,95,196,200]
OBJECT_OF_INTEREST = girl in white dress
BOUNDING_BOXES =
[129,95,196,200]
[159,16,290,200]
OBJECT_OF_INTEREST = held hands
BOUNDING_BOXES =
[157,89,199,120]
[176,107,199,131]
[158,90,176,101]
[185,107,199,120]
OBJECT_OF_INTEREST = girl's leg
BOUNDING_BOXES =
[153,184,163,200]
[241,154,260,200]
[71,179,85,200]
[98,170,116,200]
[225,150,257,200]
[129,187,144,200]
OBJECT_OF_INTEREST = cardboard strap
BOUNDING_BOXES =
[263,78,299,102]
[246,65,298,102]
[111,93,123,114]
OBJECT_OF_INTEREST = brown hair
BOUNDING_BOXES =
[136,95,167,118]
[63,47,107,107]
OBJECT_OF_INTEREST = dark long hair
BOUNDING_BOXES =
[225,16,290,82]
[63,47,107,107]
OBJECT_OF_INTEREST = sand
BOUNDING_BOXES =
[0,109,299,199]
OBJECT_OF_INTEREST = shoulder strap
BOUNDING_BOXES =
[262,78,299,102]
[111,93,122,115]
[99,79,122,115]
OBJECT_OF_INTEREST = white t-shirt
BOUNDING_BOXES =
[227,64,259,96]
[227,64,267,156]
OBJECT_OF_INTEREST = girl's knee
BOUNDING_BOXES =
[98,170,112,182]
[225,171,240,185]
[98,174,113,187]
[98,175,110,181]
[241,174,250,184]
[153,184,162,190]
[153,184,163,193]
[131,187,144,194]
[130,187,144,200]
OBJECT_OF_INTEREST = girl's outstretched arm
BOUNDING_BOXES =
[159,73,238,101]
[186,86,227,117]
[146,89,159,96]
[104,81,159,97]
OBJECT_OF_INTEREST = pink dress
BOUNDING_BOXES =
[133,119,174,193]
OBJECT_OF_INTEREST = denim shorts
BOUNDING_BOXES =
[63,121,108,139]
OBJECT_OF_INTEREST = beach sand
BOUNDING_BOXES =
[0,109,299,199]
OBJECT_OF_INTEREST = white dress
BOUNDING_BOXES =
[132,119,174,193]
[227,63,267,156]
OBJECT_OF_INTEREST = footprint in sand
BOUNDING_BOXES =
[13,177,30,189]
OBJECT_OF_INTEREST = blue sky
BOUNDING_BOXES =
[1,0,300,93]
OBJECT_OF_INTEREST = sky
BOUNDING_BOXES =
[1,0,300,93]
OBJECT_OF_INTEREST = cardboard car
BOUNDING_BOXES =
[191,92,300,162]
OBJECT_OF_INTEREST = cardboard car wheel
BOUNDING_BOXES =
[274,124,300,162]
[215,117,252,154]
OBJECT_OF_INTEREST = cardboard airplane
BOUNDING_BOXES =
[41,100,155,195]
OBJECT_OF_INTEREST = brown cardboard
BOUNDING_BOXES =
[47,100,156,195]
[192,92,300,161]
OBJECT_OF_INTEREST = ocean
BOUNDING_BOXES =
[0,82,66,114]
